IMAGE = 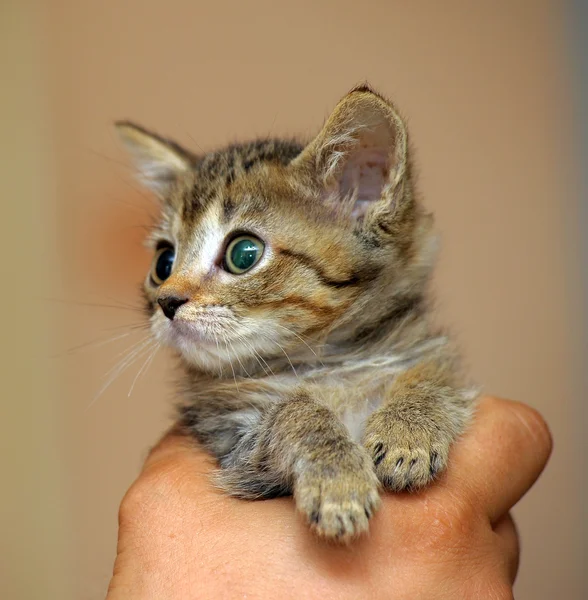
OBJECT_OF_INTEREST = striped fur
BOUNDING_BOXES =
[117,84,477,541]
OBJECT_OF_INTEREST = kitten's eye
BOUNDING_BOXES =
[224,235,264,274]
[151,247,175,285]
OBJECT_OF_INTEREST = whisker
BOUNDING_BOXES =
[88,336,154,408]
[240,343,270,376]
[270,324,316,344]
[103,295,146,312]
[268,337,298,378]
[124,223,155,232]
[250,347,274,376]
[87,148,132,169]
[44,297,144,314]
[251,350,272,376]
[272,323,325,366]
[185,132,205,154]
[213,333,224,378]
[107,334,154,365]
[127,342,161,397]
[54,330,135,357]
[226,334,251,378]
[99,340,154,398]
[240,329,295,377]
[220,332,240,393]
[114,178,159,218]
[100,322,148,333]
[88,148,158,213]
[224,324,272,376]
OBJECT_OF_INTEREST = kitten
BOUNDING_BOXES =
[116,85,476,541]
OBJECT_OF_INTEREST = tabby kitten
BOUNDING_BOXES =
[117,85,476,541]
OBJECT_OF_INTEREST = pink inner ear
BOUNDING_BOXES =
[339,147,390,219]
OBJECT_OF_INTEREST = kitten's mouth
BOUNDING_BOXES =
[162,306,238,346]
[170,318,209,341]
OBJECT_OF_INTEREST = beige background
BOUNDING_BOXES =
[3,1,585,598]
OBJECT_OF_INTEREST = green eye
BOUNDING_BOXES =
[224,235,264,274]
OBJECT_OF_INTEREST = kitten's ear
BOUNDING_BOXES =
[292,85,408,221]
[115,121,193,198]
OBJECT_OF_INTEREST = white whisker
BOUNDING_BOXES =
[248,342,275,375]
[227,335,251,377]
[107,334,153,366]
[127,342,161,397]
[213,333,224,378]
[269,337,298,378]
[221,332,240,393]
[272,323,325,366]
[88,335,154,408]
[55,330,134,357]
[224,324,273,376]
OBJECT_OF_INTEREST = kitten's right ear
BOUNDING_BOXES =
[289,85,409,227]
[115,121,193,198]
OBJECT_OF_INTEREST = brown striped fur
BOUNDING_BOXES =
[117,85,477,541]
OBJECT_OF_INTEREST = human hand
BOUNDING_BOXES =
[106,396,552,599]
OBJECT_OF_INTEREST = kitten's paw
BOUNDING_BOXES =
[294,463,380,542]
[363,413,451,491]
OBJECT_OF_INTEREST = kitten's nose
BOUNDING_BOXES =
[158,296,188,320]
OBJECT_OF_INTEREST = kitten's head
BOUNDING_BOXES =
[117,85,436,374]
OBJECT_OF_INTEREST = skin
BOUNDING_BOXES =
[106,396,552,599]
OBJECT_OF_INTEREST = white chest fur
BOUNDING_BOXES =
[340,397,383,442]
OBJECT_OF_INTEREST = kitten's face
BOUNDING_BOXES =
[144,167,371,373]
[119,87,436,373]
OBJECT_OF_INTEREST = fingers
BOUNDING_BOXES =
[127,427,217,508]
[493,512,520,584]
[118,428,225,541]
[141,426,198,471]
[142,396,552,530]
[443,396,552,523]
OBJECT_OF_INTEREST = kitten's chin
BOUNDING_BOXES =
[163,318,228,352]
[151,312,281,374]
[154,317,240,371]
[157,322,218,369]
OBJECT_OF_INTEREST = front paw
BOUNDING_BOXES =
[294,457,380,542]
[363,411,452,491]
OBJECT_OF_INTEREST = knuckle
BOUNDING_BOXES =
[118,477,151,526]
[118,466,179,526]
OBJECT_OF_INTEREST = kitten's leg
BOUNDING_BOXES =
[217,392,380,540]
[363,356,475,491]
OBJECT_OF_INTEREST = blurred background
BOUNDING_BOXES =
[3,1,586,598]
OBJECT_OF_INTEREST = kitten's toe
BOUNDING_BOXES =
[295,468,380,542]
[374,446,444,491]
[364,418,451,491]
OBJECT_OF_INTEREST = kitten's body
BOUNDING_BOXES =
[118,86,476,540]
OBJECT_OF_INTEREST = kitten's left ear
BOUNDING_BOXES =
[291,85,408,222]
[115,121,194,198]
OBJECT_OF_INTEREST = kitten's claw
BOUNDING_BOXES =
[294,466,380,542]
[364,416,451,491]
